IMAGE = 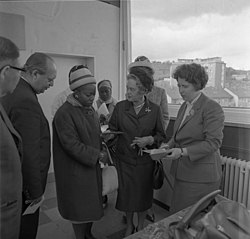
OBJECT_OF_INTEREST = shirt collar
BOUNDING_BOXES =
[186,92,201,107]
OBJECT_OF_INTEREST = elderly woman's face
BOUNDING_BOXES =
[126,78,144,102]
[177,77,199,102]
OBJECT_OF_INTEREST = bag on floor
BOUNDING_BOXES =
[168,189,250,239]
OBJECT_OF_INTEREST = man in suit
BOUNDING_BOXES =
[2,52,57,239]
[0,36,23,239]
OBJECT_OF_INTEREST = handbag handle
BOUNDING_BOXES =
[176,189,221,230]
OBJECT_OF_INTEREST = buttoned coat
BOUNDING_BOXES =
[169,93,224,183]
[2,78,50,199]
[109,99,166,211]
[0,103,22,239]
[52,100,103,221]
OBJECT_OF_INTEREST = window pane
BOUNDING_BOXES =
[131,0,250,108]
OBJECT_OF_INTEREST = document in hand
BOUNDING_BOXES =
[23,196,45,215]
[143,148,169,161]
[97,103,109,117]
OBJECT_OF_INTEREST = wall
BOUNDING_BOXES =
[0,0,121,172]
[0,0,120,104]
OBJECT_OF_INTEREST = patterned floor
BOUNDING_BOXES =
[37,173,170,239]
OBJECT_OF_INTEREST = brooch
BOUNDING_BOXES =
[145,107,151,113]
[189,109,194,116]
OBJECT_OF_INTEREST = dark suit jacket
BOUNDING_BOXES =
[0,103,22,239]
[169,93,224,183]
[2,78,50,199]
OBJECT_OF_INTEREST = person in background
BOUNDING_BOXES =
[108,67,166,237]
[2,52,57,239]
[53,65,109,239]
[96,79,117,208]
[96,79,117,125]
[0,36,23,239]
[161,63,224,214]
[128,55,169,222]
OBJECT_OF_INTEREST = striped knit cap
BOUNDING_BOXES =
[69,67,96,91]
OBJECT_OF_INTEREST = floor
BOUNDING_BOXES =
[37,173,170,239]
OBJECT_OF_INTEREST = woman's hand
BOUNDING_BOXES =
[131,136,154,148]
[164,148,183,160]
[98,150,109,165]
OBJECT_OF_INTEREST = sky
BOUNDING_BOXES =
[131,0,250,70]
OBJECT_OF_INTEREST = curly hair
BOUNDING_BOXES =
[128,67,154,93]
[172,63,208,90]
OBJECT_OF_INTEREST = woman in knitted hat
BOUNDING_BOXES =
[52,65,109,239]
[108,67,166,236]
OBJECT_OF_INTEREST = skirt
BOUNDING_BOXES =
[116,159,154,212]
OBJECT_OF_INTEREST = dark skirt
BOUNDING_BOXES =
[116,159,154,212]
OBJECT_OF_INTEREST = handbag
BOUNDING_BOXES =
[153,160,164,189]
[102,165,118,196]
[168,189,250,239]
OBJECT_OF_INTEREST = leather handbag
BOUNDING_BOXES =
[153,160,164,189]
[101,142,119,196]
[102,165,118,196]
[168,189,250,239]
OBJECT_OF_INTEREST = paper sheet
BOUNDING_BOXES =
[143,148,169,161]
[97,103,109,117]
[23,196,44,215]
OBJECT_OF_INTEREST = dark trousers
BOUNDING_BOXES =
[19,195,40,239]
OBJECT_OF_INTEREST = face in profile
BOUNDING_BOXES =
[75,83,96,107]
[98,86,111,101]
[0,59,21,96]
[33,60,57,94]
[126,77,143,102]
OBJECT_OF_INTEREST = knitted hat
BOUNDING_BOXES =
[128,56,155,73]
[69,67,96,91]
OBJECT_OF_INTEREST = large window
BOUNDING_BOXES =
[131,0,250,113]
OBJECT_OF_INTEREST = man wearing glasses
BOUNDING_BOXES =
[0,36,23,239]
[2,52,57,239]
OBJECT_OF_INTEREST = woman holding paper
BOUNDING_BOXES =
[108,67,166,236]
[96,79,117,125]
[161,63,224,214]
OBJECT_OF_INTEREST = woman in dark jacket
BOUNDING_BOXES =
[53,65,108,239]
[108,67,166,236]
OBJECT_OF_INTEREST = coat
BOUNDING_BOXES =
[147,86,170,131]
[108,98,166,211]
[2,78,50,199]
[0,103,22,239]
[52,99,103,221]
[169,93,224,183]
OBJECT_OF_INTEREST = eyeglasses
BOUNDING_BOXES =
[0,65,26,73]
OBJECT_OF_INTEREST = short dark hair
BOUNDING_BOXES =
[24,52,54,75]
[172,63,208,90]
[129,67,154,92]
[0,36,19,62]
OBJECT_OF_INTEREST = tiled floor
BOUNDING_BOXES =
[37,173,170,239]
